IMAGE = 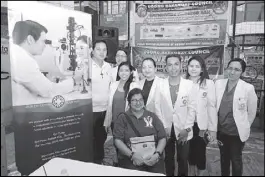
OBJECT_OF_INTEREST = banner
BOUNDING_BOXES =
[1,6,12,123]
[8,1,93,175]
[135,20,227,47]
[134,1,229,47]
[132,46,224,78]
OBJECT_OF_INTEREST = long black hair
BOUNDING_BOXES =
[116,62,135,99]
[186,56,209,87]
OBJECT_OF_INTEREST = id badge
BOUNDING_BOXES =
[238,97,247,111]
[180,96,188,107]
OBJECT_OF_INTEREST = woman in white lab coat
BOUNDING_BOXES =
[104,62,139,132]
[184,56,218,176]
[215,58,257,176]
[138,58,165,126]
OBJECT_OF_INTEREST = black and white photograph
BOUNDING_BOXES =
[8,1,92,106]
[1,1,264,176]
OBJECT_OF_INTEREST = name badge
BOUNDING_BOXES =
[181,96,188,107]
[238,98,246,111]
[202,92,207,98]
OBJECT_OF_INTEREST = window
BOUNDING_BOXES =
[245,3,264,21]
[236,4,245,24]
[101,1,127,15]
[103,1,108,15]
[107,1,112,14]
[112,1,119,15]
[119,1,127,14]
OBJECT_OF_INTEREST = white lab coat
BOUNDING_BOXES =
[10,43,74,106]
[103,81,140,127]
[139,76,166,126]
[160,77,196,140]
[193,79,218,132]
[215,79,258,142]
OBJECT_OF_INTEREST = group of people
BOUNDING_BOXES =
[91,40,258,176]
[10,20,258,176]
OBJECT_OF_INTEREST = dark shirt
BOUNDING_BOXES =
[218,83,239,136]
[142,79,154,105]
[113,109,166,148]
[112,89,126,123]
[169,83,179,106]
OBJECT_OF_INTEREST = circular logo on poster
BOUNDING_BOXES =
[136,4,147,17]
[52,95,65,108]
[212,1,228,14]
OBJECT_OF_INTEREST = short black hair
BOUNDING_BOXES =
[127,88,145,105]
[116,47,128,56]
[142,57,156,67]
[116,47,129,64]
[227,58,246,72]
[92,39,107,49]
[77,35,88,44]
[12,20,48,45]
[165,54,182,64]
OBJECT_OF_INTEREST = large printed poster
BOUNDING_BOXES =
[8,1,93,175]
[134,1,229,47]
[132,46,224,78]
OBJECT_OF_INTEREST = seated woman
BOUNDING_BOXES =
[113,88,166,174]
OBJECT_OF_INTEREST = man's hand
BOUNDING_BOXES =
[131,152,144,166]
[165,127,171,139]
[199,130,206,138]
[104,126,112,135]
[178,129,188,145]
[144,153,159,166]
[208,130,217,143]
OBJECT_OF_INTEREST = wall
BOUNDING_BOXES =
[43,1,74,10]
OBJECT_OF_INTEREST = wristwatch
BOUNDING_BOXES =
[154,151,162,158]
[185,128,191,132]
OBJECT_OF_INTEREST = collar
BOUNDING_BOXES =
[92,59,108,68]
[126,108,148,120]
[12,43,34,58]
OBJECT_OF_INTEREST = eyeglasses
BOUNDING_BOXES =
[116,54,127,58]
[131,98,144,104]
[226,67,242,72]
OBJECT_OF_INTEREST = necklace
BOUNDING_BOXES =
[169,83,180,94]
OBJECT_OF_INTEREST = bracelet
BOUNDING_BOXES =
[129,152,134,161]
[185,128,191,132]
[154,151,162,158]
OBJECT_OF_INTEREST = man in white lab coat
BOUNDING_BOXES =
[161,54,196,176]
[10,20,82,106]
